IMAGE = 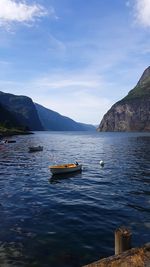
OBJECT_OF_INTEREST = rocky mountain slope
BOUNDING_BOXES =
[97,67,150,132]
[0,103,21,128]
[35,103,95,131]
[0,91,43,131]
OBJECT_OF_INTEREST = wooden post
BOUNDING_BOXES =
[115,227,132,255]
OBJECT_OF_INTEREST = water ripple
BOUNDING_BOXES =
[0,131,150,267]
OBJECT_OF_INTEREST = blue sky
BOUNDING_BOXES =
[0,0,150,124]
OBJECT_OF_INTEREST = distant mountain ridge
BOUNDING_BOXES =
[0,91,95,132]
[97,67,150,132]
[35,103,95,131]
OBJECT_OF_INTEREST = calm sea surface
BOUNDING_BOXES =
[0,131,150,267]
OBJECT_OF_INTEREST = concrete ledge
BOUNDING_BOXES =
[83,243,150,267]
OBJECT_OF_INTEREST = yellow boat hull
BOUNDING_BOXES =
[49,163,82,175]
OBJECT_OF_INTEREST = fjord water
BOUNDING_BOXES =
[0,131,150,267]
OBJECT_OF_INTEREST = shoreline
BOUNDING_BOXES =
[0,129,33,137]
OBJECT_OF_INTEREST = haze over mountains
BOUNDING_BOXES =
[0,91,95,132]
[35,103,95,131]
[97,66,150,132]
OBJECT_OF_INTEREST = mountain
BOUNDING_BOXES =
[0,103,21,128]
[0,103,31,136]
[0,91,43,131]
[0,91,95,132]
[97,67,150,132]
[35,103,95,131]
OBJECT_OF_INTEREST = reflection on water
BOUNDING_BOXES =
[0,131,150,267]
[50,170,83,184]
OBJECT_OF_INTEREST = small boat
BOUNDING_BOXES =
[49,162,82,175]
[4,140,16,143]
[28,146,43,152]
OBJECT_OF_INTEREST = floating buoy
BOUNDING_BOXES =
[99,160,104,167]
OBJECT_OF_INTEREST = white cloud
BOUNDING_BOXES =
[134,0,150,27]
[0,0,48,28]
[34,74,102,89]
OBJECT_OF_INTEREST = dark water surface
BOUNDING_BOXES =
[0,131,150,267]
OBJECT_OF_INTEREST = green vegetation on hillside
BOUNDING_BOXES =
[125,84,150,99]
[0,125,31,136]
[97,66,150,132]
[120,76,150,103]
[0,103,31,136]
[0,91,43,131]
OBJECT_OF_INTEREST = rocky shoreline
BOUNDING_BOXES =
[0,128,33,137]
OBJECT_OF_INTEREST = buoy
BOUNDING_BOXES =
[99,160,104,167]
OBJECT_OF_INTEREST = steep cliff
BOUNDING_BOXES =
[97,67,150,132]
[0,91,43,131]
[0,103,21,128]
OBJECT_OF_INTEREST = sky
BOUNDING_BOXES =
[0,0,150,124]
